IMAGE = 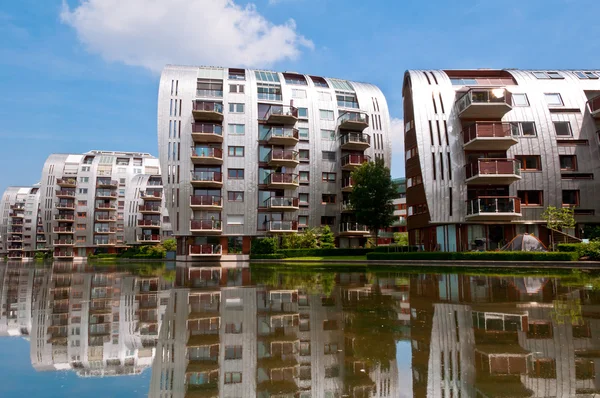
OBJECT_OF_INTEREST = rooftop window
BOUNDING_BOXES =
[283,73,307,86]
[228,68,245,81]
[255,70,280,82]
[309,76,329,88]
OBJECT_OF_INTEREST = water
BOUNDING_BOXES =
[1,261,599,397]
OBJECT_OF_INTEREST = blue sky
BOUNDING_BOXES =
[1,0,600,195]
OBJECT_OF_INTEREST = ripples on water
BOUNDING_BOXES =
[1,260,600,397]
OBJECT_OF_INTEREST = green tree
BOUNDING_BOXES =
[393,232,408,246]
[542,206,576,231]
[319,225,335,249]
[162,238,177,252]
[349,158,396,246]
[299,228,318,249]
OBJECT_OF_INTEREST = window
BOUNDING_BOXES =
[77,200,87,206]
[224,345,243,360]
[518,190,543,206]
[310,76,329,87]
[547,71,564,79]
[575,71,598,79]
[298,127,309,140]
[321,129,335,140]
[318,91,332,101]
[224,372,242,384]
[255,70,280,82]
[257,84,282,100]
[516,155,542,171]
[227,215,244,225]
[228,103,244,113]
[228,68,245,80]
[325,365,340,378]
[336,93,359,108]
[534,71,563,79]
[545,93,563,106]
[81,166,90,172]
[292,89,307,98]
[407,175,423,187]
[559,155,577,171]
[533,71,549,79]
[299,150,310,161]
[299,171,309,183]
[228,124,245,135]
[299,193,309,206]
[553,121,572,136]
[228,169,244,179]
[228,146,244,157]
[322,172,336,182]
[298,216,308,226]
[228,191,244,202]
[512,93,529,106]
[576,359,595,380]
[527,322,553,338]
[322,194,336,204]
[532,359,557,379]
[225,322,242,334]
[229,84,244,93]
[406,147,418,160]
[77,212,86,218]
[324,343,339,354]
[319,109,334,120]
[79,177,89,183]
[298,107,308,118]
[562,190,580,206]
[321,216,335,226]
[322,151,336,161]
[514,122,536,137]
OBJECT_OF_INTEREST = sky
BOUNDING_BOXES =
[1,0,600,195]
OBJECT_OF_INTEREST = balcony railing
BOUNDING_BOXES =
[95,190,117,198]
[55,202,75,210]
[190,171,223,185]
[456,88,512,118]
[138,234,161,242]
[466,197,521,219]
[54,214,75,221]
[96,179,118,187]
[261,105,298,124]
[268,150,299,166]
[191,195,223,207]
[196,89,223,98]
[7,237,22,242]
[190,220,222,232]
[465,159,521,183]
[53,239,75,246]
[53,227,74,233]
[265,127,299,144]
[189,244,223,256]
[462,122,519,150]
[338,111,369,130]
[268,221,298,232]
[191,147,223,162]
[264,197,299,209]
[140,191,162,200]
[7,253,23,258]
[340,132,371,149]
[339,222,369,233]
[95,215,117,222]
[94,227,116,234]
[264,173,299,187]
[139,204,161,212]
[191,123,223,141]
[95,240,116,246]
[54,251,74,258]
[138,219,161,227]
[10,203,25,210]
[57,178,77,187]
[341,201,353,212]
[192,101,224,121]
[56,189,76,197]
[588,95,600,117]
[341,154,370,169]
[96,203,117,210]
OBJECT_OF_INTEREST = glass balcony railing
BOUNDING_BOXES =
[339,223,369,233]
[265,127,299,142]
[196,89,223,98]
[190,195,222,207]
[264,173,299,186]
[190,220,222,231]
[264,197,299,209]
[456,88,512,116]
[193,101,223,113]
[466,197,521,216]
[338,111,369,127]
[341,154,370,168]
[269,150,299,163]
[588,95,600,116]
[340,132,370,146]
[465,159,521,179]
[191,147,223,159]
[191,171,223,183]
[268,221,298,232]
[462,122,519,144]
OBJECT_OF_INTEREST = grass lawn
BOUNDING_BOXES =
[283,255,368,261]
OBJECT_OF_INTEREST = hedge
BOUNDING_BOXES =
[366,251,579,262]
[276,248,372,258]
[372,245,420,253]
[250,253,286,260]
[556,243,582,253]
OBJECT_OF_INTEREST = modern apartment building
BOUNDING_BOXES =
[157,65,392,259]
[403,69,600,251]
[37,151,172,260]
[0,185,46,259]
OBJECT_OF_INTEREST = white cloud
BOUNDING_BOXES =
[60,0,313,73]
[390,117,405,178]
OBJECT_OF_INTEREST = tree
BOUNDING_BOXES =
[162,238,177,252]
[319,226,335,249]
[542,206,576,232]
[393,232,408,246]
[349,158,396,246]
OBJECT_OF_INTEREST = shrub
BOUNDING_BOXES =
[578,240,600,261]
[251,237,278,255]
[556,243,582,253]
[319,226,335,249]
[250,253,286,260]
[366,251,578,262]
[162,238,177,252]
[372,245,420,253]
[277,248,372,258]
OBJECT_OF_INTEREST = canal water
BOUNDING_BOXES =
[1,261,599,397]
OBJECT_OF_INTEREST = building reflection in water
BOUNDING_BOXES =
[3,260,600,397]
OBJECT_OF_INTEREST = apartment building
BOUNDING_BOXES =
[37,151,172,260]
[403,69,600,251]
[157,65,392,259]
[392,177,407,233]
[0,185,46,259]
[30,262,172,374]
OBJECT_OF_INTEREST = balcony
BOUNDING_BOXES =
[53,227,74,234]
[261,105,298,124]
[191,147,223,165]
[189,244,223,257]
[264,197,299,211]
[466,197,522,221]
[10,212,24,219]
[139,204,161,214]
[53,239,75,246]
[36,236,47,242]
[137,234,161,243]
[456,88,512,119]
[96,179,118,188]
[264,173,299,189]
[268,150,300,167]
[462,122,519,151]
[54,214,75,222]
[95,227,116,234]
[192,123,223,143]
[339,223,370,235]
[95,215,117,222]
[265,127,299,145]
[192,101,224,122]
[137,219,161,228]
[95,203,117,210]
[268,221,298,233]
[95,190,117,199]
[95,240,116,246]
[55,202,75,210]
[341,202,354,212]
[57,178,77,188]
[8,229,23,235]
[341,154,370,170]
[7,252,23,258]
[56,189,76,198]
[340,132,371,150]
[7,237,22,242]
[54,251,74,259]
[190,195,223,210]
[465,159,521,185]
[338,111,369,131]
[10,203,25,210]
[196,89,223,98]
[588,95,600,119]
[190,171,223,188]
[140,191,162,201]
[11,220,24,226]
[7,246,23,251]
[190,220,222,234]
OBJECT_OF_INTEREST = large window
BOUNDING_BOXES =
[559,155,577,170]
[228,124,245,135]
[299,171,309,184]
[257,84,282,101]
[228,169,244,180]
[321,129,335,141]
[512,122,536,137]
[298,127,309,140]
[553,121,572,136]
[321,194,336,204]
[322,172,336,182]
[516,155,541,171]
[562,190,580,206]
[298,108,308,118]
[512,94,529,106]
[320,109,334,120]
[336,93,359,108]
[254,71,280,82]
[227,191,244,202]
[545,93,563,106]
[224,372,242,384]
[228,103,244,113]
[321,216,335,226]
[518,190,543,206]
[322,151,336,161]
[299,193,309,206]
[227,146,244,157]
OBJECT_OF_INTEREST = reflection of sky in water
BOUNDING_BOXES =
[0,339,149,397]
[396,341,413,398]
